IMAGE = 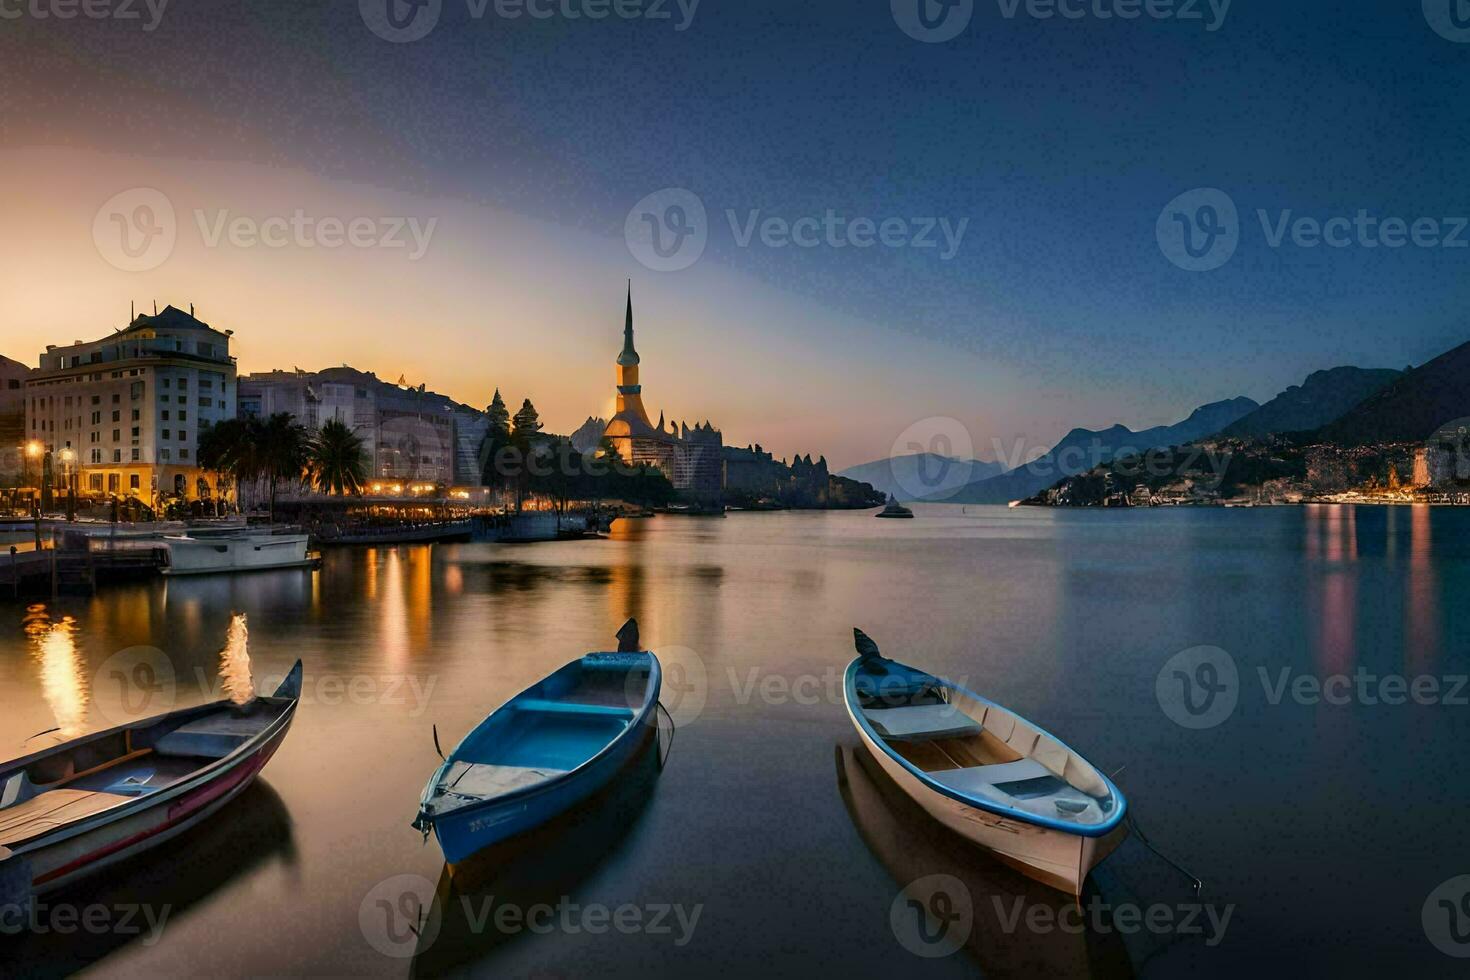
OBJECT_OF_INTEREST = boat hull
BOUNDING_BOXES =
[162,534,312,575]
[433,707,656,868]
[845,697,1124,897]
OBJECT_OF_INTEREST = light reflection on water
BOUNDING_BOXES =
[23,604,87,739]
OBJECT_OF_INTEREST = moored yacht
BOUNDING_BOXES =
[162,526,314,576]
[875,495,914,519]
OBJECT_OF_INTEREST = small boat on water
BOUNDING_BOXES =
[875,495,915,519]
[0,662,302,908]
[843,630,1126,897]
[162,526,315,575]
[413,619,662,869]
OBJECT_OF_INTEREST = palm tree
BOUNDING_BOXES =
[198,418,260,513]
[258,413,309,521]
[308,418,368,495]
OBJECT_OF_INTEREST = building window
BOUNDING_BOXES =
[131,427,140,438]
[112,394,120,403]
[108,474,119,492]
[130,474,139,489]
[130,381,143,399]
[111,410,119,422]
[177,395,185,404]
[180,448,190,460]
[112,429,120,440]
[162,378,170,388]
[91,395,100,405]
[131,449,140,461]
[161,411,169,421]
[91,411,101,424]
[179,411,187,421]
[112,450,121,463]
[160,448,171,461]
[89,473,102,489]
[131,409,140,421]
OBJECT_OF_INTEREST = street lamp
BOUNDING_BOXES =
[24,441,41,514]
[59,448,76,522]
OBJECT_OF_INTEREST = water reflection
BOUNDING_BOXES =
[23,605,87,739]
[1405,506,1439,673]
[218,612,255,705]
[411,729,664,975]
[835,742,1133,979]
[1304,505,1358,676]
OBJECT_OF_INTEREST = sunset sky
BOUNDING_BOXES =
[3,2,1468,468]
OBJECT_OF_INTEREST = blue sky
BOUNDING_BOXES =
[3,1,1468,466]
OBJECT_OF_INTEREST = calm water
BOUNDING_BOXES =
[3,506,1469,978]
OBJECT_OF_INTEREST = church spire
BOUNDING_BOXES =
[618,280,640,367]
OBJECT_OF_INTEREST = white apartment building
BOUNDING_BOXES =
[25,305,237,501]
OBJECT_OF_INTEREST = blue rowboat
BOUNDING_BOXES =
[413,620,662,868]
[844,629,1126,897]
[0,662,302,917]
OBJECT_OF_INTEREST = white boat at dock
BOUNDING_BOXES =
[162,527,315,576]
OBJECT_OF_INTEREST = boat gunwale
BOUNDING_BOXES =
[417,653,661,825]
[843,657,1126,838]
[0,662,303,854]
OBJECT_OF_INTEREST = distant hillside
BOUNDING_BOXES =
[837,453,1005,501]
[1315,341,1470,446]
[1220,367,1402,439]
[931,397,1258,504]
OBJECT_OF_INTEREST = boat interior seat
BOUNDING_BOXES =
[864,703,984,742]
[0,789,133,847]
[151,713,260,759]
[927,757,1053,796]
[515,698,635,721]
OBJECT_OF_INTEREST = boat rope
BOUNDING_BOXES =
[655,701,676,769]
[1126,811,1203,897]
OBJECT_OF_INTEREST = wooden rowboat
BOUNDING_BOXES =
[413,619,661,869]
[0,662,302,913]
[844,630,1126,898]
